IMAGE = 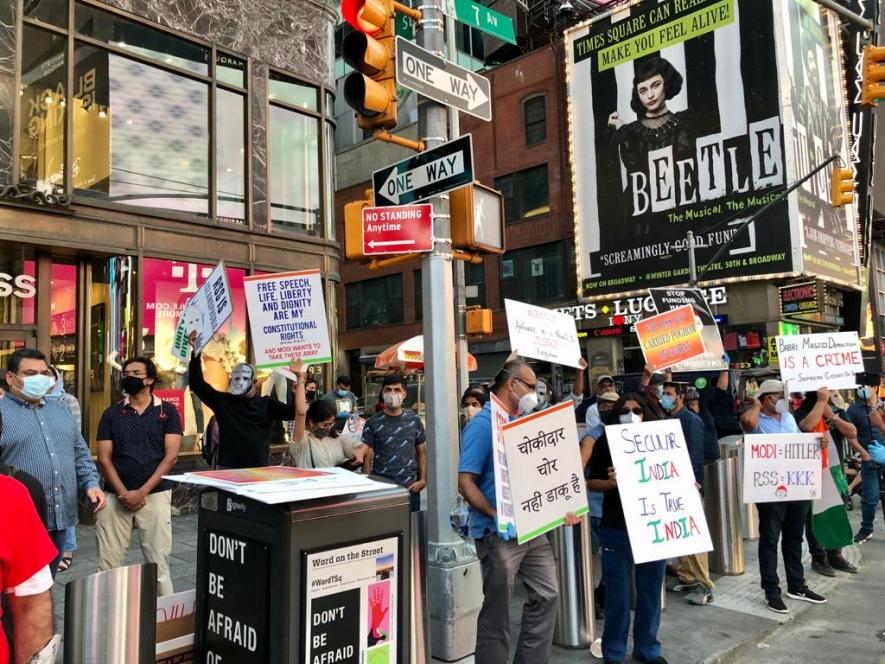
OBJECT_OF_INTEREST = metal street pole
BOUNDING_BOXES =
[687,230,698,287]
[418,2,483,662]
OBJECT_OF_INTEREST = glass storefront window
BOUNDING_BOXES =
[141,258,247,452]
[75,2,210,76]
[72,44,210,215]
[216,88,246,224]
[49,262,78,396]
[269,105,320,234]
[19,26,66,191]
[0,247,36,325]
[269,71,318,111]
[23,0,67,28]
[216,52,246,88]
[325,121,335,239]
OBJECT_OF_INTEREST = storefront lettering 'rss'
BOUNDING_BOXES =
[0,0,339,508]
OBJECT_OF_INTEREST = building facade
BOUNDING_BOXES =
[1,0,340,475]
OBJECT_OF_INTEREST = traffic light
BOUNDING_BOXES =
[861,44,885,107]
[466,306,493,336]
[344,188,374,261]
[341,0,397,130]
[831,167,855,207]
[450,182,506,255]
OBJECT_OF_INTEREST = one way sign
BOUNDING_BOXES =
[373,134,474,207]
[396,37,492,122]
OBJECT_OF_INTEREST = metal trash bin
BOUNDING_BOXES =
[703,457,745,575]
[551,515,595,648]
[64,563,158,664]
[720,436,759,541]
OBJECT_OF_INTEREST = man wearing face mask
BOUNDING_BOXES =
[740,379,827,613]
[0,348,106,577]
[323,376,358,431]
[845,380,885,543]
[361,375,426,511]
[458,359,580,664]
[188,332,297,468]
[95,357,182,596]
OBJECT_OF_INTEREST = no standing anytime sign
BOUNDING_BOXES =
[361,204,433,255]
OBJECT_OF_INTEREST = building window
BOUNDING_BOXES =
[499,241,570,305]
[494,164,550,223]
[346,274,404,329]
[466,262,486,307]
[524,95,546,146]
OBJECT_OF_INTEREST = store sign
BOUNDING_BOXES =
[779,281,819,316]
[0,273,36,298]
[556,286,728,327]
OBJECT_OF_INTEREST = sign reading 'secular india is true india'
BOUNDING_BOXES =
[604,419,713,564]
[776,331,864,392]
[565,0,794,296]
[243,270,332,368]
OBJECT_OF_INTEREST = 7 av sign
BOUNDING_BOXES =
[395,37,492,122]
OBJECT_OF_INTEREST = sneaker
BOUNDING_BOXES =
[767,596,789,614]
[665,577,695,592]
[854,528,873,544]
[829,555,858,574]
[811,556,836,577]
[686,586,713,605]
[786,587,827,604]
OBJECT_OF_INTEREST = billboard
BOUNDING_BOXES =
[779,0,860,287]
[565,0,793,298]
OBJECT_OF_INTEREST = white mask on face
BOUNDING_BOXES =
[775,398,790,414]
[462,405,480,421]
[619,412,643,424]
[518,390,539,415]
[229,363,255,396]
[383,392,404,409]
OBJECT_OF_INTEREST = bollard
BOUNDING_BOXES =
[64,563,158,664]
[703,457,745,575]
[551,515,595,648]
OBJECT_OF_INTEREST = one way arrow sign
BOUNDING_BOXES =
[372,134,474,207]
[396,37,492,122]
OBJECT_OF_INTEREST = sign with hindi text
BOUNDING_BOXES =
[775,331,864,392]
[634,305,705,370]
[502,401,588,544]
[172,261,233,361]
[604,419,713,564]
[244,270,332,368]
[742,433,822,503]
[504,299,583,369]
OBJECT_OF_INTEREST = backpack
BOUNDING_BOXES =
[201,416,220,469]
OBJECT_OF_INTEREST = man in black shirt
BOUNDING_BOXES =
[188,332,297,468]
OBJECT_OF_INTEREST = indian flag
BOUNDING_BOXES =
[811,434,853,549]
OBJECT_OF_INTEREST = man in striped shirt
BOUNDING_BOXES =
[0,348,106,576]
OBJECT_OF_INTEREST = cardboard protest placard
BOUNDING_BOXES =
[776,331,864,392]
[604,419,713,564]
[648,287,726,371]
[171,261,233,361]
[502,401,588,544]
[243,269,332,368]
[156,589,195,663]
[490,392,516,533]
[504,299,582,369]
[634,305,705,370]
[742,434,823,503]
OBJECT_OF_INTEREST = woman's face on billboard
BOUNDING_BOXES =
[637,73,666,114]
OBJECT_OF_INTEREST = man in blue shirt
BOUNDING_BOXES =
[458,358,578,664]
[0,348,106,576]
[845,383,884,543]
[740,379,826,614]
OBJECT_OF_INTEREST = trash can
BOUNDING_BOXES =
[703,457,745,575]
[720,436,758,541]
[551,515,595,648]
[64,563,158,664]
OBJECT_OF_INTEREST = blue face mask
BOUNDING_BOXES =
[660,395,676,412]
[17,374,55,400]
[336,388,347,397]
[858,387,872,401]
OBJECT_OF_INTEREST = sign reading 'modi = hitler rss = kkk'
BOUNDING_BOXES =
[373,134,473,207]
[742,434,822,504]
[362,204,432,256]
[776,331,864,392]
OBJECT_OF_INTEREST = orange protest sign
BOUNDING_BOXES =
[634,304,705,369]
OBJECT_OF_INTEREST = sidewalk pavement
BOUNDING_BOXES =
[52,508,882,663]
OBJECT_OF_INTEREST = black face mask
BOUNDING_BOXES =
[306,389,317,402]
[121,376,147,395]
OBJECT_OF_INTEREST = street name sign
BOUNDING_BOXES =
[373,134,474,207]
[445,0,517,45]
[395,37,492,121]
[362,204,433,255]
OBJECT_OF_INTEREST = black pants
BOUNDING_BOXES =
[757,500,809,598]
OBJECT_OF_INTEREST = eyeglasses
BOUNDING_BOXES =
[619,407,643,416]
[503,370,536,392]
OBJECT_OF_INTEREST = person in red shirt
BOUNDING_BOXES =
[1,474,57,663]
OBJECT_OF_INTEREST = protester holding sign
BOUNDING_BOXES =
[845,381,885,543]
[188,332,297,468]
[588,393,669,664]
[739,379,827,614]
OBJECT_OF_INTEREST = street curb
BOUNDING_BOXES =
[703,619,782,664]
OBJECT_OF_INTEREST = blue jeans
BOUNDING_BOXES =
[860,460,881,532]
[600,528,665,662]
[62,525,78,552]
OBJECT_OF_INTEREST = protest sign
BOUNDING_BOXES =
[634,305,706,370]
[742,434,822,503]
[171,261,233,360]
[243,269,332,368]
[604,419,713,564]
[776,331,864,392]
[490,392,515,533]
[504,299,582,369]
[648,287,726,371]
[304,536,399,664]
[502,401,588,544]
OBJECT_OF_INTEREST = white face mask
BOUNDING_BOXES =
[383,392,404,409]
[462,405,480,421]
[517,390,539,415]
[619,412,643,424]
[229,363,255,396]
[775,398,790,414]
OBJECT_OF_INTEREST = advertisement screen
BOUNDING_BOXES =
[566,0,793,297]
